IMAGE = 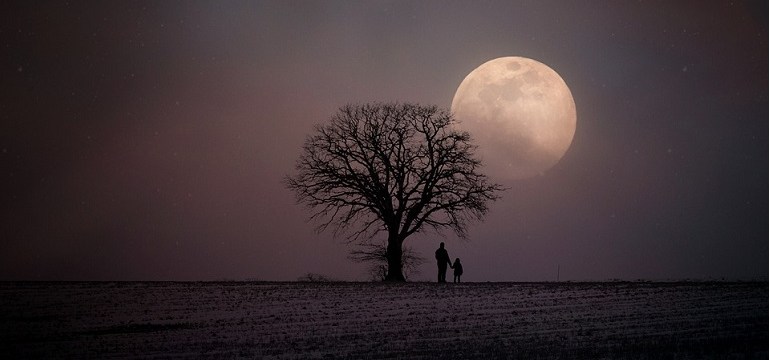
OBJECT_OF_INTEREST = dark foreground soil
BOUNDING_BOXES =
[1,281,767,359]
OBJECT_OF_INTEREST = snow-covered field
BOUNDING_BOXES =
[1,282,766,359]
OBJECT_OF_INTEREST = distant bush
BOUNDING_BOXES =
[297,273,335,282]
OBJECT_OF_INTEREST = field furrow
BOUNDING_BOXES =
[1,282,766,359]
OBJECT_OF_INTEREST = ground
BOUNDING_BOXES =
[1,282,767,359]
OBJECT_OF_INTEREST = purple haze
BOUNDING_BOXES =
[0,1,766,281]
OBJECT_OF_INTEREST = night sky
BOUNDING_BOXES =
[1,1,766,281]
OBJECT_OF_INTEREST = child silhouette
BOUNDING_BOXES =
[453,258,463,283]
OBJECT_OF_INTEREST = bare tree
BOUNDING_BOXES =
[348,240,426,281]
[285,103,503,281]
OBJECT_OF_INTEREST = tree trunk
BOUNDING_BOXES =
[384,232,405,282]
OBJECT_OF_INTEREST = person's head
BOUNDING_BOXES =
[455,258,460,263]
[439,242,445,249]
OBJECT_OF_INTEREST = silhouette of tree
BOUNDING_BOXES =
[348,240,426,281]
[286,103,503,281]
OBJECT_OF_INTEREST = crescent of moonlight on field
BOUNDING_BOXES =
[451,56,576,180]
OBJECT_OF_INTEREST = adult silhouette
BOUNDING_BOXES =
[435,242,452,283]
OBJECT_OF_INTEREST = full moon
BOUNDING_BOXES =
[451,56,576,180]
